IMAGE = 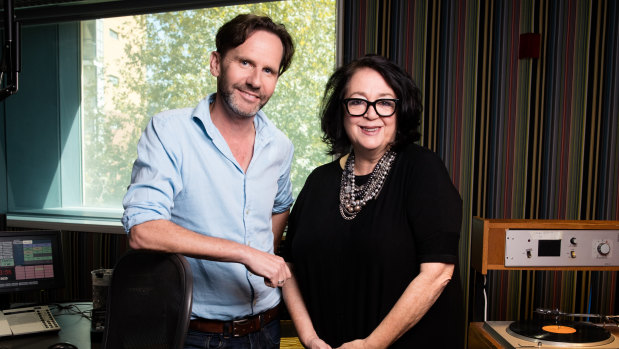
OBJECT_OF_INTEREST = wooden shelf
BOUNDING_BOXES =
[471,217,619,274]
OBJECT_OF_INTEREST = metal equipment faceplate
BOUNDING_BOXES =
[505,229,619,267]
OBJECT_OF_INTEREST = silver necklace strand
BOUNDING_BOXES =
[339,150,396,220]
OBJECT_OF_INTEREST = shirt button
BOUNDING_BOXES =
[245,209,250,215]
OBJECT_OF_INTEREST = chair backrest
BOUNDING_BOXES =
[102,250,193,349]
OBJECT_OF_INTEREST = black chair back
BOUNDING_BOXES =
[102,250,193,349]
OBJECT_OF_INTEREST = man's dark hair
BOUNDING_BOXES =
[216,14,295,75]
[320,54,423,156]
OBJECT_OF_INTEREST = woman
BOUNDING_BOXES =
[282,55,463,348]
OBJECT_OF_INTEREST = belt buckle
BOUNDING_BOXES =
[231,318,251,337]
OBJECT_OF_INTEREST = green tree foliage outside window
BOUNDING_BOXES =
[81,1,335,208]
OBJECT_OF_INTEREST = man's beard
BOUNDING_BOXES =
[219,83,267,119]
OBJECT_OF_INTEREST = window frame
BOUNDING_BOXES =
[3,1,343,234]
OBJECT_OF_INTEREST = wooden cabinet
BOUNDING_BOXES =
[471,217,619,274]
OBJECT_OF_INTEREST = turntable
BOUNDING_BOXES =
[484,310,619,348]
[469,218,619,349]
[482,307,619,348]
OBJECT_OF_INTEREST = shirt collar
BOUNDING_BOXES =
[193,93,271,144]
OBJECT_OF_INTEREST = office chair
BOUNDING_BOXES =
[102,250,193,349]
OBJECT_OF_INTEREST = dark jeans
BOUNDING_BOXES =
[183,317,280,349]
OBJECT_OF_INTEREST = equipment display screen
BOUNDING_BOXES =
[0,230,64,294]
[538,239,561,257]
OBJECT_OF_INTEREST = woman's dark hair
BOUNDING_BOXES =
[216,14,295,75]
[320,54,422,156]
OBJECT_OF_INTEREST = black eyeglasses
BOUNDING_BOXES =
[342,98,399,117]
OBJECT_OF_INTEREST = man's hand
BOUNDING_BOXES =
[242,248,291,288]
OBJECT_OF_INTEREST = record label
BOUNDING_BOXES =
[542,325,577,334]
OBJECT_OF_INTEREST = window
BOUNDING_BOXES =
[5,0,336,226]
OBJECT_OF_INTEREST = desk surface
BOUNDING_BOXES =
[0,303,100,349]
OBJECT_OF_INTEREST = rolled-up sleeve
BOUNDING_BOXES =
[272,141,294,214]
[122,114,183,232]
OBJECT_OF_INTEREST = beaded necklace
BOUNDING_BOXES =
[339,150,396,220]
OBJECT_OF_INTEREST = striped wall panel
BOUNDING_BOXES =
[60,230,128,302]
[342,0,619,323]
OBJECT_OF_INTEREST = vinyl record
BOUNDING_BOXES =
[507,320,613,346]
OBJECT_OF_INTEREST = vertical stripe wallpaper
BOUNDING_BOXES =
[341,0,619,325]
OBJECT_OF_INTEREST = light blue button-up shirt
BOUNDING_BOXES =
[122,94,294,320]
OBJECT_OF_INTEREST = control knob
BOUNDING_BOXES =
[597,242,611,256]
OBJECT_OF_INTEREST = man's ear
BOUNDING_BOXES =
[210,51,221,77]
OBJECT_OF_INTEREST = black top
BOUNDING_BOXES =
[283,144,464,348]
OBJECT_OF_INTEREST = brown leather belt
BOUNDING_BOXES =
[189,305,279,337]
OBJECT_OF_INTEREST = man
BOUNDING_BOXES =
[122,14,295,348]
